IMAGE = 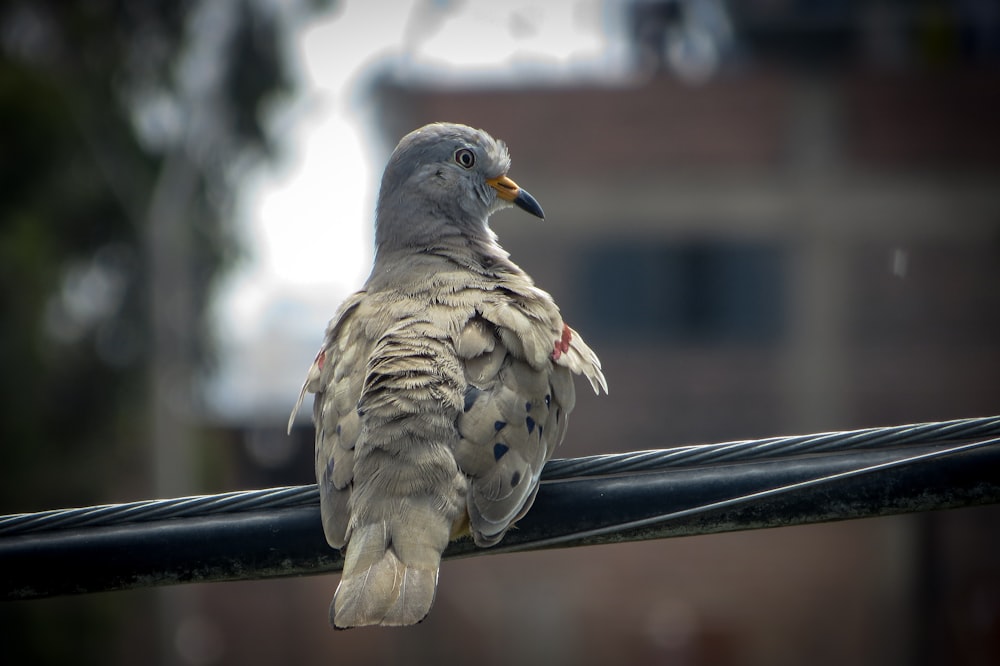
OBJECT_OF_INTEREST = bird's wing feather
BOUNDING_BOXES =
[554,326,608,395]
[291,292,368,548]
[452,282,588,546]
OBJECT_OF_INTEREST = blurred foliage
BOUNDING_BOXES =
[0,0,295,512]
[0,2,305,662]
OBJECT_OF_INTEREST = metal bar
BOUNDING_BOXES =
[4,440,998,600]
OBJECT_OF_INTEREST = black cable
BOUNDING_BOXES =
[3,415,997,537]
[3,417,999,600]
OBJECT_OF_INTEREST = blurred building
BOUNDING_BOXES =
[352,62,1000,666]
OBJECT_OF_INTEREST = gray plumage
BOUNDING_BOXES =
[289,122,607,628]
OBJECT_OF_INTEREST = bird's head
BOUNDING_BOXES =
[374,123,543,252]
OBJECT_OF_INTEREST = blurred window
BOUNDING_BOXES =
[577,239,785,345]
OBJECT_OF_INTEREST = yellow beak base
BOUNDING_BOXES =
[487,175,544,219]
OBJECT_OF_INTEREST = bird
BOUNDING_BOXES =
[289,122,607,628]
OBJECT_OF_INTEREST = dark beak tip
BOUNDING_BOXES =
[514,189,545,220]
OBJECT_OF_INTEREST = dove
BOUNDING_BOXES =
[289,122,607,628]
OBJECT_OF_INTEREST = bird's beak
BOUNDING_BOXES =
[487,175,545,219]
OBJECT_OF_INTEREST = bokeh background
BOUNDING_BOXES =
[3,1,1000,665]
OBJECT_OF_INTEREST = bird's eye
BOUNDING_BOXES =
[454,148,475,169]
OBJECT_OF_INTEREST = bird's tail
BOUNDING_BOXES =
[331,502,451,628]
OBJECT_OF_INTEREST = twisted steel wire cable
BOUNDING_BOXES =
[2,414,998,538]
[540,414,1000,479]
[0,485,320,537]
[4,417,999,600]
[489,434,1000,554]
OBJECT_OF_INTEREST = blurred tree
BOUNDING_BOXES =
[0,0,295,507]
[0,1,320,663]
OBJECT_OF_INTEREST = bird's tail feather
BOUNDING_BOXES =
[331,509,449,628]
